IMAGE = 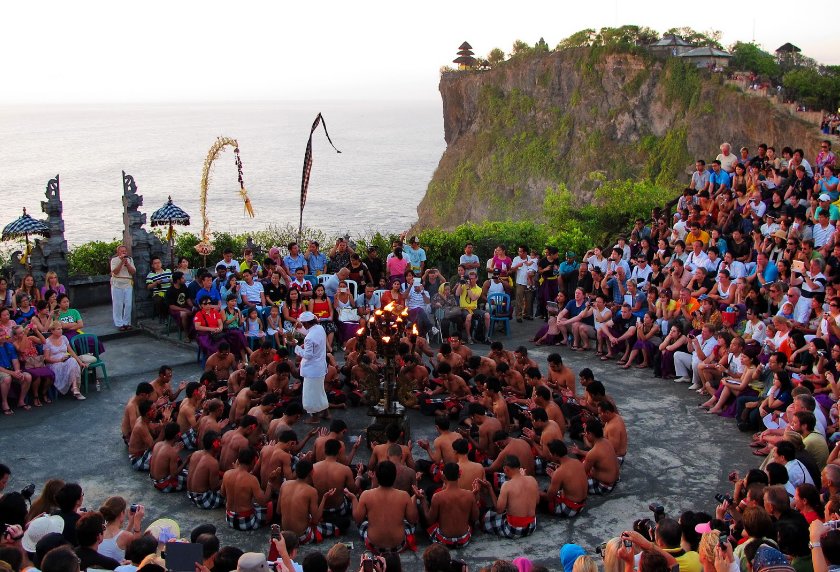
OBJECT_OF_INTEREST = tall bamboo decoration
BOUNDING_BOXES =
[196,137,255,265]
[299,114,341,240]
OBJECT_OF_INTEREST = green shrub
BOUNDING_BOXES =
[67,239,121,276]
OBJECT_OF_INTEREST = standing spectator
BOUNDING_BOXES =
[110,244,136,331]
[305,241,328,275]
[511,245,535,323]
[459,242,481,272]
[405,236,427,277]
[365,246,384,287]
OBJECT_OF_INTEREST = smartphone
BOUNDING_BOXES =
[623,539,633,548]
[343,542,354,550]
[362,553,375,572]
[270,524,281,540]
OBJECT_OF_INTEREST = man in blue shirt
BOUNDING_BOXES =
[305,241,328,275]
[0,340,32,414]
[707,160,731,195]
[195,273,222,309]
[283,242,308,275]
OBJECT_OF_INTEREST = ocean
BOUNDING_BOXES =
[0,100,445,246]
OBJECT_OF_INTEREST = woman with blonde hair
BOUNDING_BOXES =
[572,555,598,572]
[40,272,66,298]
[25,478,64,522]
[697,529,721,572]
[98,496,145,562]
[602,538,625,572]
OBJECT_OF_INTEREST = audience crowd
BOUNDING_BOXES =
[2,139,840,571]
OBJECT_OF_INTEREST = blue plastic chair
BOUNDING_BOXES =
[70,334,109,393]
[487,292,512,338]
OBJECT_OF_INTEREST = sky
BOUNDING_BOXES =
[1,0,837,105]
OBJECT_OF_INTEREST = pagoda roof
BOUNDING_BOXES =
[678,46,731,58]
[453,56,478,65]
[775,42,801,53]
[459,41,473,50]
[650,34,692,47]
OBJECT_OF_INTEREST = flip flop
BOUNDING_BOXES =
[19,404,31,411]
[600,355,611,361]
[2,408,12,416]
[33,399,42,407]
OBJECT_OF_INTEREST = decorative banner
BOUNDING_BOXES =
[197,137,255,256]
[299,114,341,237]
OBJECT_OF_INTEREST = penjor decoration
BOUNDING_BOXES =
[299,113,341,239]
[196,137,255,262]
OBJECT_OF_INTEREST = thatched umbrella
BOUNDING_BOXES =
[2,207,50,270]
[150,196,190,270]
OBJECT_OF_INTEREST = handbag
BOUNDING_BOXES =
[24,354,45,369]
[338,307,360,322]
[200,312,225,341]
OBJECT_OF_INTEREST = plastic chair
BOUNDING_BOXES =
[304,274,318,287]
[345,280,358,300]
[487,292,512,339]
[318,274,334,285]
[165,314,183,340]
[70,334,109,393]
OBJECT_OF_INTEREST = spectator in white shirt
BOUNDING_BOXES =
[674,324,718,385]
[812,209,836,249]
[684,241,710,272]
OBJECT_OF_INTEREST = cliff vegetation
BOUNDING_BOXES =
[417,27,824,246]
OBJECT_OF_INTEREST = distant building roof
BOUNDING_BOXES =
[775,42,801,54]
[453,56,478,66]
[678,46,732,58]
[459,41,473,50]
[650,34,692,47]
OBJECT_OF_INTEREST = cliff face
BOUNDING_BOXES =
[416,48,822,230]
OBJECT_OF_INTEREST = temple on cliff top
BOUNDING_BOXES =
[453,41,478,70]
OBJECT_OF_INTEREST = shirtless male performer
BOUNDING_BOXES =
[368,423,414,471]
[260,430,298,487]
[196,399,228,445]
[417,417,460,480]
[229,380,267,425]
[452,439,485,492]
[415,462,479,548]
[598,400,628,464]
[312,439,360,533]
[204,342,238,383]
[121,382,154,444]
[486,431,536,487]
[540,440,588,518]
[219,415,261,471]
[221,447,280,530]
[149,423,189,493]
[313,420,362,465]
[579,419,620,494]
[350,461,419,554]
[186,431,225,509]
[478,455,539,538]
[522,408,564,473]
[461,403,503,461]
[176,381,205,450]
[128,400,171,471]
[150,365,187,403]
[278,459,340,544]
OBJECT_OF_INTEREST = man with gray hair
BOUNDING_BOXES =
[781,286,811,326]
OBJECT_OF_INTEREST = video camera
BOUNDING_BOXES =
[633,503,666,542]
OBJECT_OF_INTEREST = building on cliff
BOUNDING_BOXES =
[678,46,732,69]
[647,34,693,58]
[453,41,478,70]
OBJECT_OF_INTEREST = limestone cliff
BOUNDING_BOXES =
[415,47,822,230]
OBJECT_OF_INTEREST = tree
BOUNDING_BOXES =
[556,28,596,50]
[535,37,550,53]
[487,48,506,66]
[728,42,780,79]
[783,67,840,111]
[664,27,723,49]
[510,39,533,58]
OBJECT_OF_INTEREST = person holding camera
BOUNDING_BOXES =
[619,518,697,572]
[455,272,489,345]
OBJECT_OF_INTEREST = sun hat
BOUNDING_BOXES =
[237,553,269,572]
[146,518,180,543]
[298,311,316,322]
[22,515,64,552]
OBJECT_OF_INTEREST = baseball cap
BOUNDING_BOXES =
[409,235,419,244]
[820,194,831,202]
[298,311,316,322]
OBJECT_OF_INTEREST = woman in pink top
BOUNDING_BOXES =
[386,247,410,285]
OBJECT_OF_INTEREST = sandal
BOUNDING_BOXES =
[600,355,612,361]
[636,363,649,369]
[2,408,12,416]
[752,448,770,456]
[18,404,31,411]
[33,399,42,407]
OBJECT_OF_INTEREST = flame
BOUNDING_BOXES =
[395,317,403,324]
[384,302,396,312]
[368,316,375,323]
[382,336,391,344]
[375,309,384,316]
[412,324,419,335]
[401,308,409,317]
[356,327,365,336]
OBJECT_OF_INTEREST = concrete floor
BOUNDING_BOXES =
[0,316,758,571]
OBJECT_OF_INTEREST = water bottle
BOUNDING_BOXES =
[96,379,101,392]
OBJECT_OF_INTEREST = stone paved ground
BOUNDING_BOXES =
[0,312,758,571]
